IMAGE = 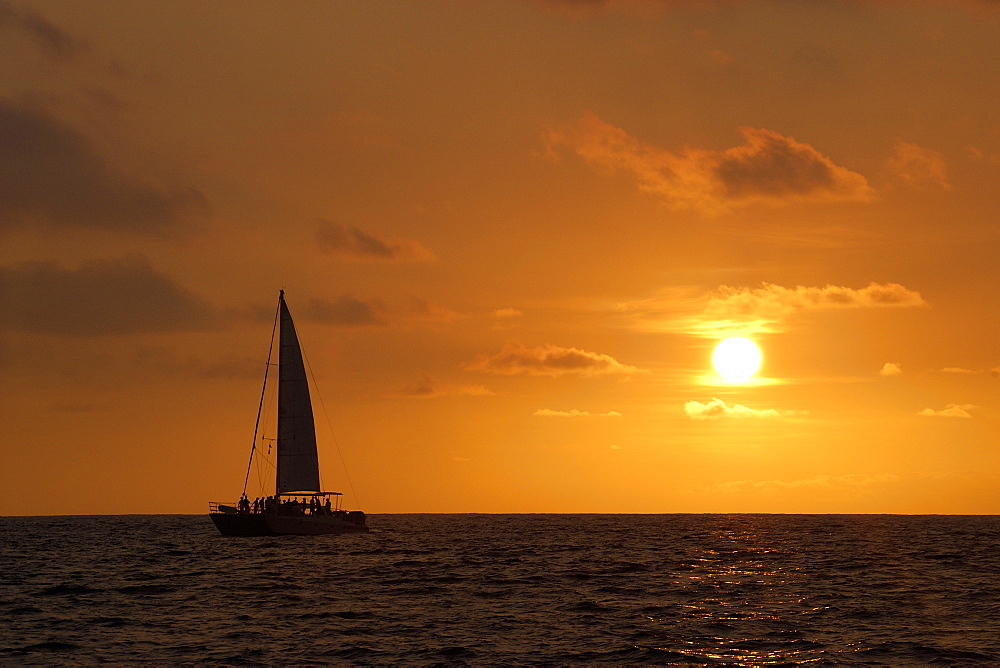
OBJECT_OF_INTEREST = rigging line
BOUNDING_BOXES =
[243,297,281,496]
[300,341,364,509]
[252,438,277,495]
[253,444,278,496]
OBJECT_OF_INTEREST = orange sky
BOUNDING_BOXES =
[2,0,999,515]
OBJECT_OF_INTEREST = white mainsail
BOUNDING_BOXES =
[275,292,321,494]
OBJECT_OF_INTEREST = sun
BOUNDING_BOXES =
[712,337,762,383]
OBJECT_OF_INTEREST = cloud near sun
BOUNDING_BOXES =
[920,404,976,419]
[705,282,925,320]
[534,409,622,418]
[620,281,926,338]
[684,397,799,420]
[545,112,874,213]
[465,342,643,377]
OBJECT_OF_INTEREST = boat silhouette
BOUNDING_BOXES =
[209,290,367,536]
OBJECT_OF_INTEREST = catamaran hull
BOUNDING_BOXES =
[210,513,368,537]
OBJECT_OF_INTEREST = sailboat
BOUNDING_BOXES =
[209,290,368,536]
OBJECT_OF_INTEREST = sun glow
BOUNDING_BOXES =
[712,337,762,383]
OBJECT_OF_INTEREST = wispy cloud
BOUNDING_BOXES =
[396,373,494,398]
[684,397,800,420]
[134,346,259,380]
[534,0,641,16]
[880,362,902,377]
[0,256,217,336]
[465,342,643,377]
[884,140,951,191]
[397,295,461,324]
[301,293,458,329]
[534,408,622,417]
[938,367,1000,377]
[492,308,523,319]
[0,1,87,61]
[715,472,900,494]
[316,219,434,262]
[304,295,386,327]
[919,404,975,418]
[545,112,873,213]
[0,101,209,234]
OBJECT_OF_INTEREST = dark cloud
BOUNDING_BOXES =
[715,128,857,199]
[0,1,87,61]
[396,372,494,398]
[546,113,873,213]
[401,372,438,397]
[304,296,386,327]
[465,341,643,377]
[0,256,219,335]
[315,219,434,262]
[0,101,209,233]
[134,346,259,379]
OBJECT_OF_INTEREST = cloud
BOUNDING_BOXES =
[684,397,799,420]
[134,346,259,380]
[545,112,873,213]
[706,282,926,318]
[919,404,975,418]
[491,307,523,331]
[51,401,100,413]
[701,282,925,336]
[534,408,622,417]
[715,128,873,203]
[884,140,951,191]
[0,101,209,234]
[315,219,434,262]
[465,341,643,377]
[0,1,87,61]
[941,367,977,374]
[295,293,458,329]
[619,282,926,338]
[716,472,900,494]
[304,296,386,327]
[397,294,461,324]
[880,362,902,377]
[0,256,218,336]
[534,0,628,16]
[397,373,494,398]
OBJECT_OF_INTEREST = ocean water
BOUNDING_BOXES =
[2,514,999,665]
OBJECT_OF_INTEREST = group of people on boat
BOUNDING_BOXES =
[237,493,334,516]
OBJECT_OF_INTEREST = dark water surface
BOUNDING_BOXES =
[2,514,999,664]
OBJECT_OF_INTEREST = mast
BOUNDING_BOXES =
[275,290,322,494]
[242,296,280,496]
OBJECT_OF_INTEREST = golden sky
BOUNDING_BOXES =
[2,0,999,515]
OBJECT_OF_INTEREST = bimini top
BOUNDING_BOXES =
[275,491,342,497]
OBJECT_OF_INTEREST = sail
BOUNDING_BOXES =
[275,292,321,494]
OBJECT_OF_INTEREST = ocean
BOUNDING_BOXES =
[2,514,999,665]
